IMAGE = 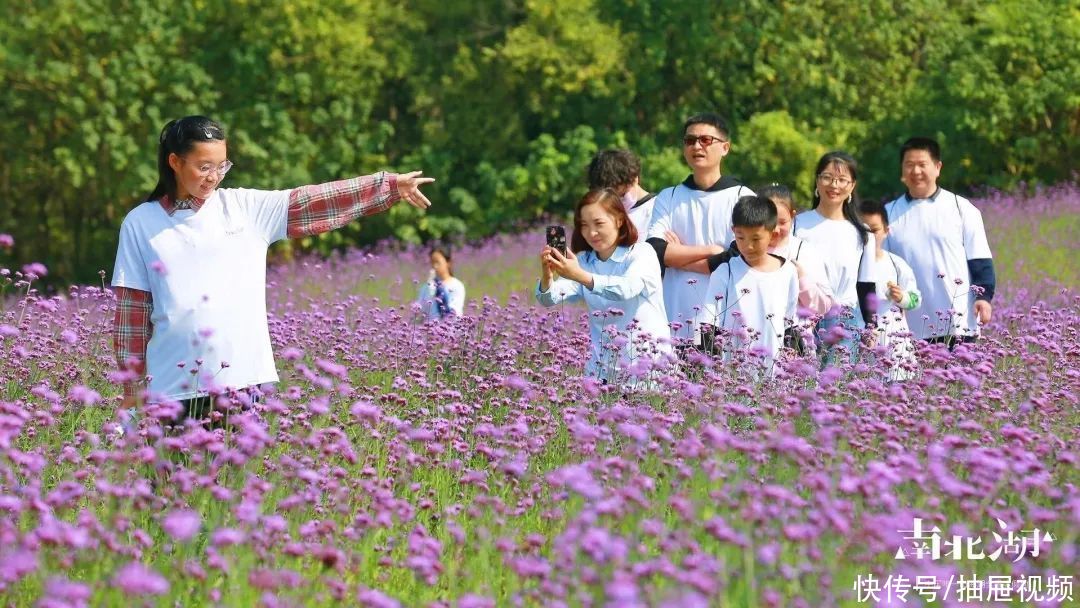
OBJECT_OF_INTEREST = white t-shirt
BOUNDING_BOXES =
[112,187,292,401]
[627,194,656,243]
[885,188,993,340]
[793,209,878,322]
[872,252,921,381]
[535,244,673,382]
[772,235,834,319]
[646,176,753,340]
[701,255,798,370]
[416,276,466,320]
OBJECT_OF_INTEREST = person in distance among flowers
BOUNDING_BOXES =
[112,115,435,425]
[416,245,466,321]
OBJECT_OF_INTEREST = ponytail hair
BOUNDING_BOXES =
[145,115,226,202]
[757,183,796,215]
[810,151,868,245]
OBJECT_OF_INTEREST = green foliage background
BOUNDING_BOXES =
[2,0,1077,284]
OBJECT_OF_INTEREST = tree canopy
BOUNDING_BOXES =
[2,0,1076,284]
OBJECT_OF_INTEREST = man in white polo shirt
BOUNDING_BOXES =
[646,113,752,345]
[884,137,996,345]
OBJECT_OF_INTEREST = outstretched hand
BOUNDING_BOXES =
[397,171,436,209]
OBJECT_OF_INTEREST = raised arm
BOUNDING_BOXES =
[286,171,434,238]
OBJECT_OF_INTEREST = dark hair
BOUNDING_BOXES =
[146,115,226,202]
[858,198,890,227]
[900,136,941,164]
[429,245,454,276]
[586,149,641,191]
[810,151,869,245]
[731,195,778,230]
[683,112,730,140]
[570,189,638,254]
[757,183,796,215]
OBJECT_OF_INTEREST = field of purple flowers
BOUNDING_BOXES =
[0,184,1077,607]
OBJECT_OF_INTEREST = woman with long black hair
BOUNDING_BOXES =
[793,151,878,364]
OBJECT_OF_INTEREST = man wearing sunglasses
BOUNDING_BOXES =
[646,112,753,348]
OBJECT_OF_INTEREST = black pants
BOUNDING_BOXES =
[171,390,260,430]
[924,335,977,350]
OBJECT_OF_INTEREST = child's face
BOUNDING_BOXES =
[430,251,451,277]
[733,225,774,265]
[772,201,793,240]
[861,213,888,252]
[578,203,622,255]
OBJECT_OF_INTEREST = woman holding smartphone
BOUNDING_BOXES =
[536,189,672,385]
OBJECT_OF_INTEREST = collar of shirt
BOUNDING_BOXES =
[587,245,632,264]
[902,186,942,203]
[681,174,741,192]
[159,193,208,215]
[631,192,655,210]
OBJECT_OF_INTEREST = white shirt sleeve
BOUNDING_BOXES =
[785,268,799,327]
[645,188,673,241]
[447,280,466,315]
[227,187,291,244]
[702,263,730,327]
[588,247,659,301]
[857,233,878,283]
[111,215,152,291]
[957,196,993,259]
[536,277,583,307]
[797,242,836,301]
[894,254,921,303]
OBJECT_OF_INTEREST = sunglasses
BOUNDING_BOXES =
[683,134,728,148]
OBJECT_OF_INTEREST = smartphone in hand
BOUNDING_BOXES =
[546,225,567,252]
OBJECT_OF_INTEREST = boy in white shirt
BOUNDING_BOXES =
[646,113,754,345]
[701,195,798,372]
[586,149,655,242]
[860,199,922,381]
[884,137,995,346]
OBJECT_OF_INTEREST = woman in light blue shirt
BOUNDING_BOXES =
[536,189,673,384]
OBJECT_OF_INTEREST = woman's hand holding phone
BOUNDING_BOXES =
[539,246,556,291]
[545,247,593,290]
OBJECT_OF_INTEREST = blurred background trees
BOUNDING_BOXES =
[2,0,1076,284]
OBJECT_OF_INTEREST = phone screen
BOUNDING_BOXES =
[546,225,566,251]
